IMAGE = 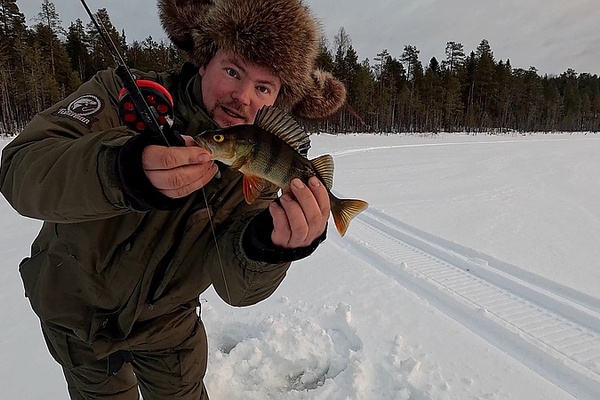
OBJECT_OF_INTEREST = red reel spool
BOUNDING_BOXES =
[118,80,174,134]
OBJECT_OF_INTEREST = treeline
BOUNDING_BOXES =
[0,0,183,135]
[322,28,600,133]
[2,1,599,135]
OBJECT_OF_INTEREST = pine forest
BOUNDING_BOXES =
[1,0,599,136]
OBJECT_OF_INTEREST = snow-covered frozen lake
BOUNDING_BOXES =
[2,132,600,399]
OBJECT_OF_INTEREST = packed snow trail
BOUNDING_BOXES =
[331,206,600,400]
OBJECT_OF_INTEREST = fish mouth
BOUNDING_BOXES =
[193,135,213,153]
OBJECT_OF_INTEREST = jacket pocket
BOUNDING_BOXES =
[177,318,208,385]
[54,213,146,273]
[149,207,212,302]
[41,324,75,370]
[18,248,45,299]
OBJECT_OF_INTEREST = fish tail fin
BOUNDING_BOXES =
[330,197,369,236]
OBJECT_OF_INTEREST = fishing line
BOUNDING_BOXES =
[79,0,126,67]
[202,186,233,305]
[79,0,232,309]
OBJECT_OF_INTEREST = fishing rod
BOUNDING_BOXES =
[79,0,184,147]
[78,0,233,304]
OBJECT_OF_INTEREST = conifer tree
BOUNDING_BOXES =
[66,19,91,81]
[315,36,334,72]
[35,0,64,76]
[86,8,124,70]
[2,3,600,135]
[401,45,423,131]
[443,41,465,74]
[0,0,27,133]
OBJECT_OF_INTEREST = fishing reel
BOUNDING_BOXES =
[80,0,182,146]
[118,80,174,135]
[116,73,184,146]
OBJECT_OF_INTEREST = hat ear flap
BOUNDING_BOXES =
[291,70,347,121]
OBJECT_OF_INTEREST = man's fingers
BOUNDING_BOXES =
[308,176,331,218]
[146,162,216,190]
[140,139,218,198]
[142,144,212,171]
[268,178,332,248]
[289,178,329,237]
[151,163,219,198]
[270,200,292,247]
[280,193,310,246]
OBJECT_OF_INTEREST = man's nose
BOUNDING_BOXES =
[232,83,253,105]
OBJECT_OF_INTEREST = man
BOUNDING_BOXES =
[0,0,346,398]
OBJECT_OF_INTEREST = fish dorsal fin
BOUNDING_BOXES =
[310,154,334,190]
[254,106,311,156]
[243,175,268,204]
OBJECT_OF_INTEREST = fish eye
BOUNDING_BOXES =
[213,134,225,143]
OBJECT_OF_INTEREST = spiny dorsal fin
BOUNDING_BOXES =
[254,106,310,156]
[310,154,334,190]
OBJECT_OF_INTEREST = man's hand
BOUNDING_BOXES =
[269,176,330,248]
[141,135,218,198]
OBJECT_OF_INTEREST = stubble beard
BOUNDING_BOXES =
[209,100,250,127]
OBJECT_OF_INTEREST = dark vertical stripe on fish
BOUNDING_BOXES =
[251,129,262,166]
[265,134,281,175]
[283,154,302,186]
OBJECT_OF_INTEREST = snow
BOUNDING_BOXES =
[2,132,600,399]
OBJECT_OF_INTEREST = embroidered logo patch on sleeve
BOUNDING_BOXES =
[52,94,104,128]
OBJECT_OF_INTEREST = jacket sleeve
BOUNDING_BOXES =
[203,183,325,307]
[205,208,291,307]
[0,69,142,223]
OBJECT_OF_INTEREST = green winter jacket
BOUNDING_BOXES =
[0,64,296,359]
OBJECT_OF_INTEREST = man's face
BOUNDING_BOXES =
[199,50,282,128]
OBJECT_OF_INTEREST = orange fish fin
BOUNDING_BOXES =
[331,197,369,236]
[310,154,334,190]
[243,175,268,204]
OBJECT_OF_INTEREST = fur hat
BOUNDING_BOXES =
[158,0,346,120]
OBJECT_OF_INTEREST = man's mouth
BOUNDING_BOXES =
[221,105,247,122]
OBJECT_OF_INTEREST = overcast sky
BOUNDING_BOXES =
[18,0,600,76]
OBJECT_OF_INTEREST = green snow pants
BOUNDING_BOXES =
[41,306,209,400]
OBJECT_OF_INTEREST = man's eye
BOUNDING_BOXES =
[225,68,238,78]
[257,86,270,95]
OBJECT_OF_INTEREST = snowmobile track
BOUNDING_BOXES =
[330,207,600,400]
